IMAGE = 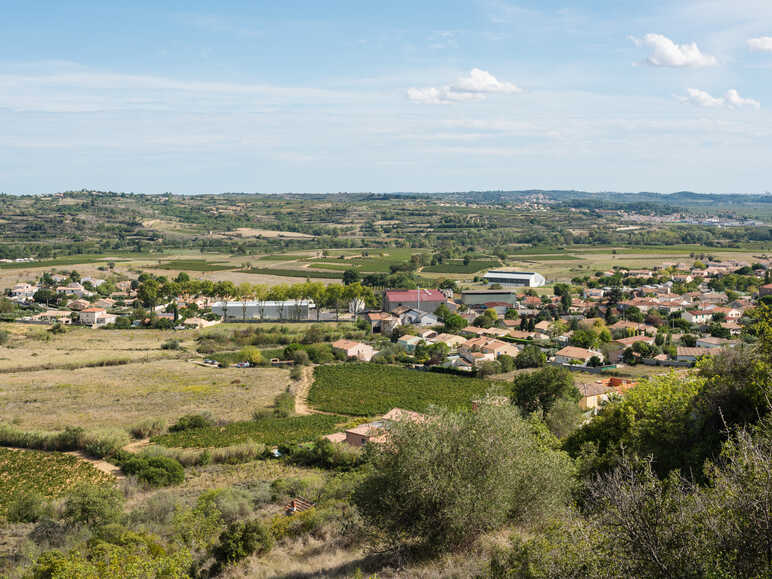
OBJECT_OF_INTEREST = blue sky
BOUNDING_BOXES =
[1,0,771,194]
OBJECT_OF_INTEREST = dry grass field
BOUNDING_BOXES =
[0,325,290,430]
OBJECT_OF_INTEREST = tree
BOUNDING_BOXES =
[342,268,361,285]
[211,519,273,573]
[443,313,467,333]
[434,303,451,323]
[570,328,598,349]
[515,344,546,369]
[63,483,124,528]
[512,366,579,414]
[354,404,574,550]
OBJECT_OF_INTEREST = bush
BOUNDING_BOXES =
[273,391,295,418]
[7,491,49,523]
[240,345,264,365]
[120,455,184,487]
[168,413,214,433]
[515,344,546,369]
[355,404,574,549]
[63,483,124,528]
[290,365,303,380]
[0,328,9,345]
[211,519,273,572]
[161,339,180,350]
[130,418,166,439]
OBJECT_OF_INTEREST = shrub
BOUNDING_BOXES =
[63,483,124,528]
[81,429,130,458]
[240,345,264,365]
[291,349,311,366]
[210,519,273,572]
[273,391,295,418]
[354,404,574,550]
[120,456,184,487]
[130,418,166,439]
[7,491,49,523]
[161,339,180,350]
[0,329,9,345]
[290,365,303,380]
[168,413,214,433]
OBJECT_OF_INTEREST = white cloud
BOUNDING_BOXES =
[680,88,760,109]
[748,36,772,52]
[407,68,521,104]
[725,89,761,109]
[631,33,718,67]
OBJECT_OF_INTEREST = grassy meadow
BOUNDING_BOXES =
[0,324,291,430]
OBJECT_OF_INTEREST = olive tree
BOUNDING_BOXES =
[354,404,575,550]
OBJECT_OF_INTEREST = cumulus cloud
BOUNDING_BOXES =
[748,36,772,52]
[407,68,521,104]
[630,33,717,67]
[680,88,760,110]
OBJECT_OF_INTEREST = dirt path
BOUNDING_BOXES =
[293,366,315,415]
[63,450,125,479]
[123,438,151,454]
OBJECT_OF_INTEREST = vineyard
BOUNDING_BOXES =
[421,259,501,274]
[0,448,114,513]
[152,414,343,448]
[308,364,495,415]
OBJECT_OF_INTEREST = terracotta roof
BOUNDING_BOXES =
[555,346,598,360]
[385,289,445,302]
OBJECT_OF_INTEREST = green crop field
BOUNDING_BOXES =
[155,259,234,271]
[308,364,496,415]
[0,448,114,513]
[244,267,343,279]
[151,414,343,448]
[422,259,501,274]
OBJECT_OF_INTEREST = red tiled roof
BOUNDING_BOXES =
[385,289,445,302]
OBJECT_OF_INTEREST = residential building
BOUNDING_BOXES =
[11,283,38,299]
[431,333,467,349]
[397,335,422,352]
[683,309,713,324]
[554,346,601,365]
[331,339,377,362]
[695,336,732,349]
[79,307,117,327]
[676,347,713,362]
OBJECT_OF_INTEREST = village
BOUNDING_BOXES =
[2,255,767,425]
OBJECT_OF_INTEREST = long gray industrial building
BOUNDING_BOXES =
[211,300,316,321]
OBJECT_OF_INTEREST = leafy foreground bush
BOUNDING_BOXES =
[6,490,50,523]
[491,416,772,578]
[355,403,575,550]
[209,519,273,575]
[62,483,125,528]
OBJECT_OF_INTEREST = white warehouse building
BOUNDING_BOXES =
[483,270,546,288]
[211,300,316,321]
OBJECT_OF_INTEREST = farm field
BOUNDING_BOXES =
[422,259,501,274]
[0,326,291,429]
[154,259,235,271]
[0,448,114,514]
[152,414,344,448]
[308,364,497,415]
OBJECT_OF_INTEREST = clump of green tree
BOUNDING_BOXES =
[354,403,575,550]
